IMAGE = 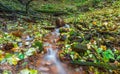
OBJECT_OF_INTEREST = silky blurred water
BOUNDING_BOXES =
[44,28,66,74]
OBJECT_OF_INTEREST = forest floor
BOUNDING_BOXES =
[0,0,120,74]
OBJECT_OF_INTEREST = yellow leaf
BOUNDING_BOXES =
[12,59,18,65]
[100,45,106,50]
[0,55,4,61]
[12,56,19,65]
[92,21,97,25]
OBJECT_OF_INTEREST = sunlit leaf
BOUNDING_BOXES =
[20,69,30,74]
[7,55,19,65]
[87,43,91,49]
[92,21,97,25]
[29,69,38,74]
[70,54,74,60]
[65,44,71,49]
[13,43,18,48]
[100,45,106,51]
[25,48,36,56]
[0,54,4,61]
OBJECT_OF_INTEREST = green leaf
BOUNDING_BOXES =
[102,49,115,62]
[70,51,75,55]
[70,54,74,60]
[33,41,43,51]
[18,53,25,60]
[97,48,103,53]
[107,49,114,56]
[5,53,12,58]
[29,69,38,74]
[117,55,120,60]
[13,43,18,48]
[69,30,78,36]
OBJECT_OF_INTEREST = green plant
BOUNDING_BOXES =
[102,49,115,62]
[33,41,43,52]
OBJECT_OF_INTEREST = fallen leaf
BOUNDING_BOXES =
[100,45,106,50]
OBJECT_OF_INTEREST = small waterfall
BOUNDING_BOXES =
[44,47,66,74]
[43,28,66,74]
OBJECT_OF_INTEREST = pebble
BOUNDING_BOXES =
[25,41,30,45]
[18,42,22,47]
[45,61,52,66]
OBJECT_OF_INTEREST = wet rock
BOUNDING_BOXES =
[41,61,52,66]
[45,61,52,66]
[39,67,50,72]
[50,66,58,74]
[55,17,65,28]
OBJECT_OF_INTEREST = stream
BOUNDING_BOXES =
[38,25,84,74]
[43,28,66,74]
[0,25,84,74]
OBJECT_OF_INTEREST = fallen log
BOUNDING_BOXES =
[35,9,70,16]
[41,26,55,30]
[71,61,119,70]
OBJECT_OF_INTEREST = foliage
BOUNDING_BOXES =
[33,41,43,52]
[0,0,120,74]
[19,68,38,74]
[2,70,12,74]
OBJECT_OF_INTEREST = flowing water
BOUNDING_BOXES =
[43,27,66,74]
[44,45,66,74]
